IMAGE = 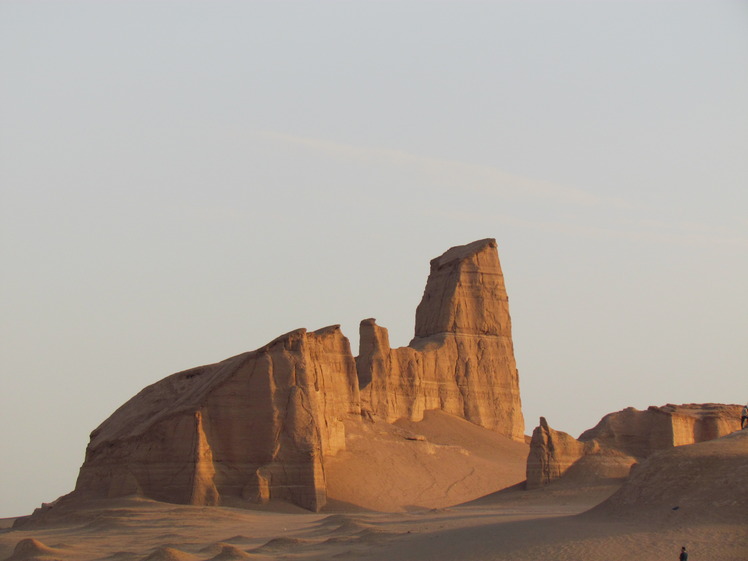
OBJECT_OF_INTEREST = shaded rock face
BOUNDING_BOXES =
[526,418,598,489]
[74,239,525,511]
[526,404,742,489]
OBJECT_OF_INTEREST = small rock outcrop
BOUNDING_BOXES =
[527,404,741,489]
[527,418,599,489]
[72,239,525,511]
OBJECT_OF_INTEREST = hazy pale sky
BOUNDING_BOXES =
[1,1,746,518]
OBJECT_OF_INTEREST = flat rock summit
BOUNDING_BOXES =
[72,239,525,512]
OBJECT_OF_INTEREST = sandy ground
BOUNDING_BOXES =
[2,483,746,561]
[324,411,530,512]
[3,420,746,561]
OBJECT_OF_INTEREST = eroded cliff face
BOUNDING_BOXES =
[526,404,742,489]
[73,239,525,511]
[357,239,524,441]
[75,326,360,512]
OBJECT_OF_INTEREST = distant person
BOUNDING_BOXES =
[742,403,748,429]
[679,546,688,561]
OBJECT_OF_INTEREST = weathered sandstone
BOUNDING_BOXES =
[580,403,742,456]
[73,239,525,511]
[357,238,524,441]
[526,404,742,489]
[75,326,359,511]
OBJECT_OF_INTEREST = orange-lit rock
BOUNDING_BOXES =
[73,239,525,511]
[358,239,525,441]
[75,326,359,512]
[527,404,742,488]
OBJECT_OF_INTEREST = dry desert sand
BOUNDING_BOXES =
[2,418,747,561]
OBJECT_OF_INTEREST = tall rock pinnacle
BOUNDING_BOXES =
[415,238,512,338]
[358,238,524,441]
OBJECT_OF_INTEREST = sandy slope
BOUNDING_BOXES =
[324,410,529,511]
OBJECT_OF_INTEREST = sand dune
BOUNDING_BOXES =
[324,410,529,511]
[5,538,67,561]
[141,547,196,561]
[591,429,748,521]
[203,544,251,561]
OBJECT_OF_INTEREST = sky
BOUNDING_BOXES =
[1,0,746,518]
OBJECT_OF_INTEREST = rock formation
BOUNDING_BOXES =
[579,403,741,456]
[357,239,524,440]
[526,404,742,489]
[76,326,360,511]
[73,238,525,511]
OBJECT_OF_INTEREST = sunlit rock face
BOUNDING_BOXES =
[580,404,742,455]
[75,326,360,512]
[526,417,596,490]
[357,239,524,441]
[74,239,525,511]
[526,404,742,489]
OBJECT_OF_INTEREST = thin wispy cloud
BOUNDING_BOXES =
[423,208,748,249]
[259,131,633,210]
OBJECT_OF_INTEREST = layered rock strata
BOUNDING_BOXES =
[75,326,359,511]
[357,239,524,441]
[74,238,525,511]
[526,404,742,489]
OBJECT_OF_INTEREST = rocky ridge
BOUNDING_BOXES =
[526,404,742,489]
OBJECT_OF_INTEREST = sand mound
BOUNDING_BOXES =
[590,429,748,521]
[314,515,373,535]
[204,545,252,561]
[99,552,139,561]
[316,514,356,527]
[322,535,361,545]
[214,536,253,546]
[4,538,66,560]
[325,410,528,511]
[331,520,373,534]
[141,547,195,561]
[251,537,312,552]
